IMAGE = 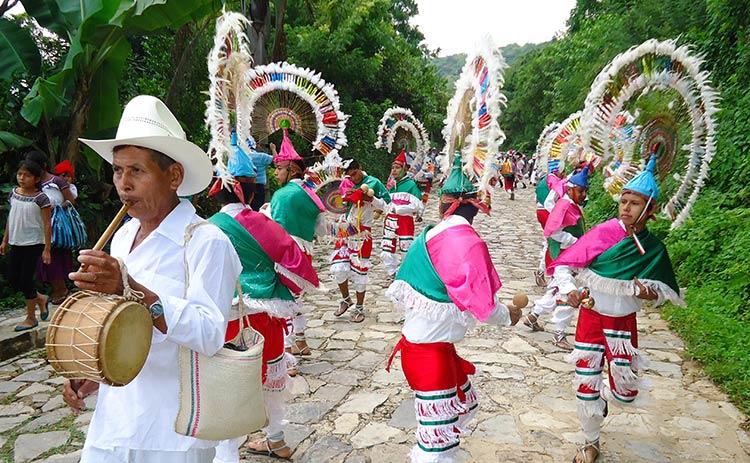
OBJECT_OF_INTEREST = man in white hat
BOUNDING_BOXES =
[62,95,242,463]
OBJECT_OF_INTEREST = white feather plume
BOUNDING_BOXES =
[205,10,254,187]
[581,38,720,228]
[441,36,508,194]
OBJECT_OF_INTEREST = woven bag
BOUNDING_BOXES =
[174,222,268,440]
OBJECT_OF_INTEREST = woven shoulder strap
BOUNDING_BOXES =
[183,220,248,336]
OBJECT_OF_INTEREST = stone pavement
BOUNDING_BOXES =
[0,187,748,462]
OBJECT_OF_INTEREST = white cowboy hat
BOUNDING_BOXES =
[79,95,212,196]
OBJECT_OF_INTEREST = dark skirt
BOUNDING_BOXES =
[37,247,73,282]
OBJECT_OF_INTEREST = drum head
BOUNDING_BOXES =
[317,180,347,214]
[99,301,153,386]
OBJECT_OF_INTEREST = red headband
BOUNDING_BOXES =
[208,177,247,204]
[441,196,490,218]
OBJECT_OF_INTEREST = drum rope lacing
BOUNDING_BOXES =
[47,259,146,379]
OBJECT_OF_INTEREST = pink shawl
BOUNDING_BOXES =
[234,209,320,291]
[546,218,627,275]
[426,224,502,322]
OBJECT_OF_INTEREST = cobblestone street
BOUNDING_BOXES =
[0,187,748,462]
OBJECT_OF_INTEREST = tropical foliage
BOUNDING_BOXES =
[0,0,448,300]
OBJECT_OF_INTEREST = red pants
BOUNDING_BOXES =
[387,336,478,458]
[331,226,373,282]
[226,312,286,384]
[536,208,549,228]
[388,336,475,396]
[503,175,514,192]
[573,308,641,404]
[382,213,415,253]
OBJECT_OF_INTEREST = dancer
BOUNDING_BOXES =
[382,150,423,279]
[500,154,515,200]
[267,129,325,358]
[523,166,590,349]
[532,162,567,286]
[415,149,437,210]
[331,159,389,323]
[545,157,682,462]
[386,154,522,463]
[209,152,318,462]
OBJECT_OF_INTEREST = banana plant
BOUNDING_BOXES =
[0,0,218,166]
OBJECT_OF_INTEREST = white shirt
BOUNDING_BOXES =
[85,200,241,452]
[219,202,249,218]
[550,221,643,317]
[388,190,423,217]
[402,215,510,343]
[344,174,387,228]
[7,189,50,246]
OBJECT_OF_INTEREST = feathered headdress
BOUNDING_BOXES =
[375,107,430,167]
[205,10,254,188]
[442,35,508,194]
[581,39,720,228]
[242,61,349,159]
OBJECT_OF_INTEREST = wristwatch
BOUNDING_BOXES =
[148,300,164,320]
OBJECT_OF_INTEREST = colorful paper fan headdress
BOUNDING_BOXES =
[441,36,508,195]
[375,106,429,169]
[582,39,719,228]
[532,121,560,177]
[537,111,585,176]
[241,61,349,163]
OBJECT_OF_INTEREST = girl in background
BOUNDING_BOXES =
[0,160,52,331]
[25,151,75,304]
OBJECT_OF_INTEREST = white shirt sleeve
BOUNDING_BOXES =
[543,189,559,212]
[259,202,273,219]
[484,298,511,326]
[392,194,423,216]
[156,233,241,356]
[549,229,578,249]
[551,265,579,297]
[371,196,386,211]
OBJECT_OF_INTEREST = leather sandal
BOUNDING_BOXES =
[522,313,544,332]
[335,297,353,317]
[350,305,365,323]
[246,439,292,460]
[572,439,600,463]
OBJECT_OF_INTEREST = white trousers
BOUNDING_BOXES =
[81,446,215,463]
[531,289,574,333]
[381,251,402,277]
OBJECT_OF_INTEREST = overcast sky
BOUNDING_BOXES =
[412,0,576,56]
[7,1,575,57]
